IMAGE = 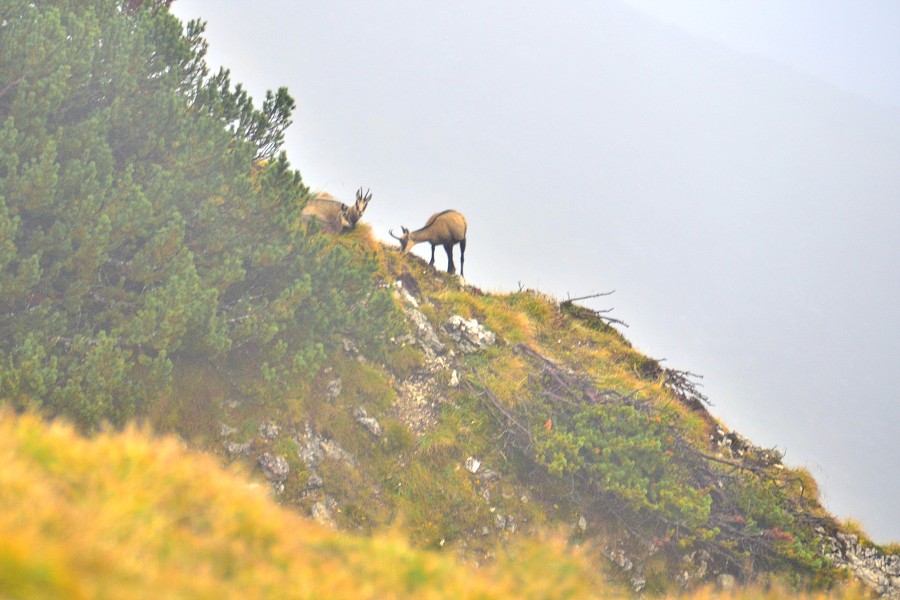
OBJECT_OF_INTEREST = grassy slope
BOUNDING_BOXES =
[0,229,877,598]
[0,410,863,599]
[0,411,611,599]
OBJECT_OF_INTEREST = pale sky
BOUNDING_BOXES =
[619,0,900,107]
[170,1,900,543]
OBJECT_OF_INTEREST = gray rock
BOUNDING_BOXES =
[219,423,238,437]
[716,574,736,591]
[448,369,460,387]
[354,407,383,437]
[257,452,289,481]
[824,532,900,598]
[311,497,339,528]
[676,550,710,588]
[394,279,450,358]
[480,468,500,482]
[325,378,342,402]
[392,368,446,436]
[258,420,280,440]
[225,441,252,456]
[306,472,324,489]
[295,423,357,469]
[397,297,445,358]
[320,438,357,467]
[394,282,420,307]
[341,337,359,356]
[465,456,481,474]
[296,423,324,469]
[297,443,323,469]
[444,315,497,353]
[604,548,634,572]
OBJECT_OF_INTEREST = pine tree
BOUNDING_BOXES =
[0,0,398,429]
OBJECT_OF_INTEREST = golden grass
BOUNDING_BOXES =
[0,410,615,599]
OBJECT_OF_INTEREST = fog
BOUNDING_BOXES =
[170,1,900,542]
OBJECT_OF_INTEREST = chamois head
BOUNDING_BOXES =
[388,226,412,252]
[355,188,372,216]
[341,188,372,230]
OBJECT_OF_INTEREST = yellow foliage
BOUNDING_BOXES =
[0,410,613,599]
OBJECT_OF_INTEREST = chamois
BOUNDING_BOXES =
[390,210,467,276]
[301,188,372,234]
[344,188,372,228]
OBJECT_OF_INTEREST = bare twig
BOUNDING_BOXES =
[465,372,534,450]
[560,298,629,328]
[662,366,711,407]
[564,290,615,303]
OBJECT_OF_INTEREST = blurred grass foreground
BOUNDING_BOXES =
[0,410,614,599]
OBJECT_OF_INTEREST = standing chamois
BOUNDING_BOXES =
[390,210,468,276]
[301,188,372,234]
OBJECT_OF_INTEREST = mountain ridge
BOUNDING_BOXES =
[2,2,897,596]
[4,237,898,597]
[182,236,899,597]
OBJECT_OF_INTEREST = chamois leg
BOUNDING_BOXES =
[459,239,466,277]
[429,244,436,267]
[444,243,456,275]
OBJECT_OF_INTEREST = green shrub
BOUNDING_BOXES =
[535,402,711,529]
[0,0,399,429]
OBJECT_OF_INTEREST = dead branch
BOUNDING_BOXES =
[662,366,711,408]
[465,372,534,450]
[564,290,616,303]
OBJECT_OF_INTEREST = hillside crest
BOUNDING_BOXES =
[204,244,899,597]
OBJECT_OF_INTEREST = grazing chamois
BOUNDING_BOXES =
[301,188,372,234]
[390,210,468,276]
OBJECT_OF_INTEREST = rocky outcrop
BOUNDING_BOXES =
[394,282,444,359]
[258,452,289,482]
[258,420,280,440]
[295,422,357,470]
[444,315,496,353]
[821,531,900,598]
[390,281,451,435]
[389,280,499,437]
[354,407,383,437]
[311,496,340,528]
[225,441,252,456]
[325,377,342,402]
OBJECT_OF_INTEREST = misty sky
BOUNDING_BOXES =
[170,1,900,543]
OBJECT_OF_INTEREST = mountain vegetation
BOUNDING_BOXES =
[0,0,398,431]
[0,2,895,598]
